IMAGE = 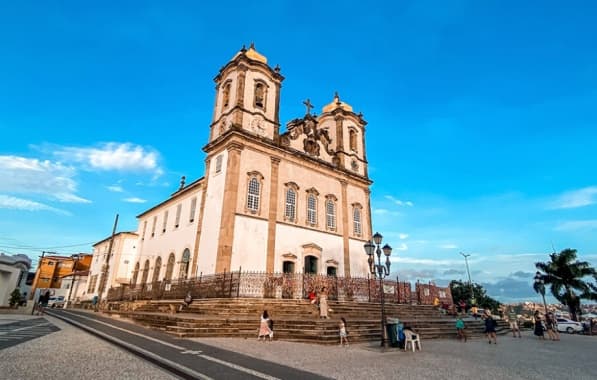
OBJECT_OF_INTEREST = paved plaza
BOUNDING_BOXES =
[1,312,596,380]
[196,332,597,380]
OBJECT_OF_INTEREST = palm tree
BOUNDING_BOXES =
[535,248,597,321]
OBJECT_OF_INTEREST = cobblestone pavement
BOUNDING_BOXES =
[194,332,597,380]
[0,314,177,380]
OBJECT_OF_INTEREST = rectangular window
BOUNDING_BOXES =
[175,204,182,228]
[353,208,362,236]
[47,261,54,266]
[142,220,147,240]
[247,178,260,212]
[162,211,168,233]
[326,200,336,230]
[215,155,223,174]
[151,216,157,237]
[307,195,317,225]
[285,189,296,221]
[189,197,197,223]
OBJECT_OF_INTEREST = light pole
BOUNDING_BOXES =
[534,271,548,314]
[460,252,475,305]
[364,232,393,348]
[65,254,80,309]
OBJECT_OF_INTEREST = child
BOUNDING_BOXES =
[339,317,349,346]
[456,315,467,342]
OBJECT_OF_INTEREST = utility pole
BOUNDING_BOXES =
[97,214,119,310]
[65,254,80,309]
[460,252,475,304]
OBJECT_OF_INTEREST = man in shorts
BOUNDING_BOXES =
[508,309,521,338]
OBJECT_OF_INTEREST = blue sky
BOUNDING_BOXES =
[1,1,596,301]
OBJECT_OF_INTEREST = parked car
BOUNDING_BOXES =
[48,296,65,308]
[556,318,583,333]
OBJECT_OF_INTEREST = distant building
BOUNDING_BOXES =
[30,254,92,299]
[87,232,138,299]
[60,270,89,305]
[0,253,31,306]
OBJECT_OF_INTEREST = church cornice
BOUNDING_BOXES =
[136,177,205,219]
[215,54,284,84]
[211,106,279,129]
[203,130,372,186]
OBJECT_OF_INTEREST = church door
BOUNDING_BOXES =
[304,256,318,274]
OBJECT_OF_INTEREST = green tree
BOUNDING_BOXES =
[449,280,501,312]
[9,288,22,308]
[535,248,597,321]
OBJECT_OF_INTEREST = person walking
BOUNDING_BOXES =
[545,312,559,341]
[533,311,545,340]
[339,317,349,346]
[258,310,273,341]
[484,311,497,344]
[456,315,467,342]
[508,309,522,338]
[318,287,329,319]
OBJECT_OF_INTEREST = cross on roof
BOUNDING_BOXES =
[303,99,313,115]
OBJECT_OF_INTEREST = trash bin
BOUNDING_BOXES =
[386,317,399,347]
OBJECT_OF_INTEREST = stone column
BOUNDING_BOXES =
[340,179,351,277]
[215,142,244,273]
[266,157,281,273]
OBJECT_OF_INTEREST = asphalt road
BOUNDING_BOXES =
[0,317,60,350]
[45,309,328,380]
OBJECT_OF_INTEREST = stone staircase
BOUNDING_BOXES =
[104,298,510,344]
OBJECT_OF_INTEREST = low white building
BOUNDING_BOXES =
[0,253,31,306]
[60,270,89,304]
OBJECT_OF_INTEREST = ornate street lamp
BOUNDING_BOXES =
[364,232,393,347]
[534,271,548,314]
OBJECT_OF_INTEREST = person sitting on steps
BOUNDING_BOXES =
[179,291,193,312]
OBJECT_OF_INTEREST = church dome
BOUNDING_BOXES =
[231,43,268,64]
[322,92,353,113]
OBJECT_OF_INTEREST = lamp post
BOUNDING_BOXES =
[460,252,475,305]
[65,254,80,309]
[534,271,548,314]
[364,232,393,348]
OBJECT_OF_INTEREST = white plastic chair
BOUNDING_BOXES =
[404,330,421,352]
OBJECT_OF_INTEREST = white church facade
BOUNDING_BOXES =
[129,44,374,287]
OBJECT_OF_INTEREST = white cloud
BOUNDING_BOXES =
[439,243,458,249]
[54,143,162,176]
[551,186,597,209]
[107,185,124,193]
[0,155,90,204]
[0,195,70,215]
[395,243,408,251]
[374,208,389,215]
[555,220,597,231]
[393,257,462,266]
[384,195,414,207]
[399,233,409,240]
[123,197,147,203]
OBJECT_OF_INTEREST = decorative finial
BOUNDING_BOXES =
[274,64,281,73]
[303,99,314,115]
[250,42,255,49]
[179,176,186,190]
[334,91,341,105]
[240,44,247,53]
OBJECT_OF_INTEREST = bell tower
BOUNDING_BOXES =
[210,43,284,142]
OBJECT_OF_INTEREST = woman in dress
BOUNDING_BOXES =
[534,311,545,340]
[339,317,349,346]
[319,287,329,319]
[258,310,273,341]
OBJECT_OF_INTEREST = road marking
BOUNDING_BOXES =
[47,311,215,380]
[181,350,203,355]
[58,310,185,350]
[0,322,51,336]
[52,310,282,380]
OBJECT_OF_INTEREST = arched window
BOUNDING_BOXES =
[349,129,358,152]
[152,257,162,283]
[179,248,191,280]
[352,203,363,237]
[284,182,299,222]
[254,81,267,110]
[131,262,140,287]
[165,253,175,281]
[246,171,264,215]
[325,195,337,231]
[222,82,231,108]
[140,260,150,285]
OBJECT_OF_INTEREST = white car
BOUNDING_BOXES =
[48,296,66,308]
[556,318,583,334]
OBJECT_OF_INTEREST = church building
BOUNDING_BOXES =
[131,44,374,286]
